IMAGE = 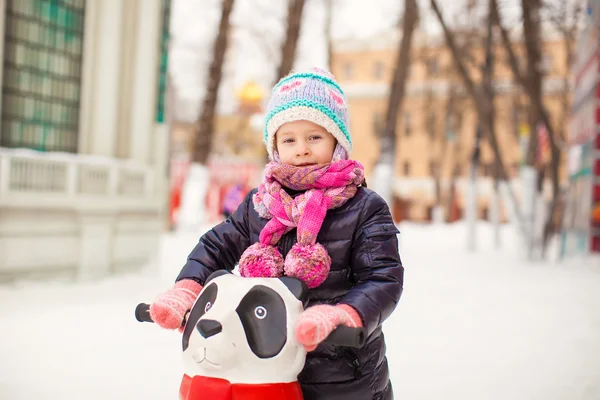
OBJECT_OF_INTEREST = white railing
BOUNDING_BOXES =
[0,147,158,209]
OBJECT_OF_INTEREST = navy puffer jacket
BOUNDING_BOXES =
[177,186,404,400]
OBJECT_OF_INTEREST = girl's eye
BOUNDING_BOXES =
[309,135,322,140]
[254,306,267,319]
[283,139,294,144]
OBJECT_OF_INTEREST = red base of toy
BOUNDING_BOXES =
[179,374,304,400]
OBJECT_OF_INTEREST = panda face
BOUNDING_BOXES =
[235,285,287,358]
[182,282,218,352]
[181,273,307,384]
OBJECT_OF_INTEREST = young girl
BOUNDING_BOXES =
[150,67,404,400]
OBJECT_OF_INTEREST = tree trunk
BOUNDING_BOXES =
[445,91,465,223]
[192,0,235,164]
[490,0,559,162]
[482,0,500,247]
[430,0,505,180]
[541,6,580,254]
[374,0,419,204]
[325,0,334,70]
[381,0,418,165]
[374,0,418,206]
[277,0,306,80]
[490,0,563,257]
[430,0,528,237]
[433,88,455,208]
[522,0,543,166]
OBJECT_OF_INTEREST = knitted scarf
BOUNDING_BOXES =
[238,160,365,288]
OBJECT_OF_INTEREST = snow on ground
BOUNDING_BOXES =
[1,221,599,399]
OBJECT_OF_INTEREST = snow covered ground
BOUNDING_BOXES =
[1,221,599,399]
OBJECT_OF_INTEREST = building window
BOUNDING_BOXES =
[429,161,439,176]
[156,0,171,123]
[404,112,412,136]
[343,62,353,79]
[427,112,436,140]
[426,57,440,76]
[454,112,463,133]
[403,161,411,176]
[373,61,384,80]
[1,0,86,153]
[372,111,384,137]
[481,163,492,177]
[541,53,553,73]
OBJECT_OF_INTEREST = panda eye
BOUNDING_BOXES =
[254,306,267,319]
[204,302,212,313]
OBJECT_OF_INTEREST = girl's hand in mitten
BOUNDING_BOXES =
[295,304,362,351]
[149,279,203,331]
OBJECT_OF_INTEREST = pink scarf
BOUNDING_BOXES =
[238,160,365,288]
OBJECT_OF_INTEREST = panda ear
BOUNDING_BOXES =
[278,277,309,307]
[205,269,232,285]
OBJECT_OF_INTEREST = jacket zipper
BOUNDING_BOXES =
[343,348,361,378]
[278,230,296,259]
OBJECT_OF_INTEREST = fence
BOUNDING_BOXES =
[0,147,156,209]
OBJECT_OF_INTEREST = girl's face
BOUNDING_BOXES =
[275,120,336,167]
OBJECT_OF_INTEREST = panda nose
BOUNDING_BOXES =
[197,319,222,338]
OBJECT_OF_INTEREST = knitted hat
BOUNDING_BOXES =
[264,67,351,160]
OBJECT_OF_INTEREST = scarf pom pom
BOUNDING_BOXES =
[238,242,284,278]
[284,243,331,288]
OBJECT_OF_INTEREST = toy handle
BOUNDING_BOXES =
[135,303,153,323]
[135,303,189,328]
[322,325,366,348]
[135,303,366,347]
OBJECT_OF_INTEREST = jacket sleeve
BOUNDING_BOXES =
[339,191,404,337]
[175,190,253,285]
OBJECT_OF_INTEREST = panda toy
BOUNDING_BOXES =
[179,270,308,400]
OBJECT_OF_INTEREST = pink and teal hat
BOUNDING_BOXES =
[264,67,352,160]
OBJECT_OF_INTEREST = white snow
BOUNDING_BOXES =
[1,221,599,399]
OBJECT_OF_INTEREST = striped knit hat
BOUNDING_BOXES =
[264,67,352,160]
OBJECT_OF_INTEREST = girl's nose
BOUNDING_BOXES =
[296,141,310,156]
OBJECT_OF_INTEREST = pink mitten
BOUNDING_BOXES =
[149,279,203,330]
[295,304,363,351]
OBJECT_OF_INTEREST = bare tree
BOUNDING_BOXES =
[490,0,558,160]
[193,0,236,164]
[425,90,444,211]
[521,0,543,167]
[325,0,334,70]
[376,0,419,203]
[489,0,582,254]
[277,0,307,80]
[424,85,454,214]
[544,0,585,73]
[539,0,585,250]
[430,0,527,233]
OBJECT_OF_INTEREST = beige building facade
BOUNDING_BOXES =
[0,0,171,282]
[331,29,570,222]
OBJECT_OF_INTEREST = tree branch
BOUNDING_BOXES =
[430,0,528,234]
[490,0,559,162]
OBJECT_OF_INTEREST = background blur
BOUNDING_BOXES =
[0,0,599,398]
[1,0,598,284]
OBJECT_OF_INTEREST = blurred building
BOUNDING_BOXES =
[0,0,171,282]
[167,81,266,226]
[561,0,600,255]
[332,29,571,222]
